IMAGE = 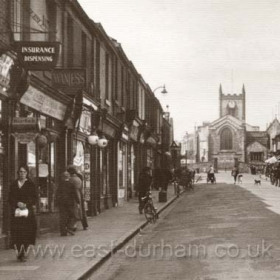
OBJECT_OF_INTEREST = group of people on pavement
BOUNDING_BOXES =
[265,163,280,187]
[8,165,88,262]
[56,165,88,236]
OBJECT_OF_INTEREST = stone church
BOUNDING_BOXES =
[195,85,268,171]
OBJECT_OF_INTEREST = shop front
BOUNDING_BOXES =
[128,120,139,194]
[16,82,68,232]
[72,105,93,216]
[117,125,130,202]
[96,116,117,211]
[0,50,29,244]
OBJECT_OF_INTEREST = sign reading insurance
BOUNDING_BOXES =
[13,41,60,70]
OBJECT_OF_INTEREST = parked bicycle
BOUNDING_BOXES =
[142,191,158,223]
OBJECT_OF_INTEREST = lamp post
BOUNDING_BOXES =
[153,85,168,95]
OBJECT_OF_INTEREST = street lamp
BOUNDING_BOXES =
[153,85,168,95]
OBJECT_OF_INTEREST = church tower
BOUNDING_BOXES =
[219,84,246,122]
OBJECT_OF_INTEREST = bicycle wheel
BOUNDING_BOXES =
[144,203,155,223]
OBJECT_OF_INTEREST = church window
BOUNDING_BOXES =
[250,152,263,162]
[220,128,232,150]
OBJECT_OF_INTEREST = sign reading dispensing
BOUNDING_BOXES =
[13,41,60,70]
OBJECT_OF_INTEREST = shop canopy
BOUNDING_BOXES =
[265,156,278,164]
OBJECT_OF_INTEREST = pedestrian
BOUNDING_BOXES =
[76,171,89,229]
[56,171,80,236]
[160,168,173,192]
[231,166,239,184]
[137,167,152,214]
[207,165,216,183]
[67,165,88,230]
[9,166,37,262]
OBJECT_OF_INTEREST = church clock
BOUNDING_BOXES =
[228,100,236,109]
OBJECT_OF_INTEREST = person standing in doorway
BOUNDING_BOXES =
[9,166,37,262]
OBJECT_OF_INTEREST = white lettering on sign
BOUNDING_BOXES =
[20,86,67,121]
[21,47,55,54]
[52,72,85,86]
[24,56,53,62]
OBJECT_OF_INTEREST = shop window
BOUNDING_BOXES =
[73,141,91,213]
[118,142,127,199]
[38,144,49,212]
[99,148,108,196]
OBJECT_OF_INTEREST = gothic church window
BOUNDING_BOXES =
[220,128,232,150]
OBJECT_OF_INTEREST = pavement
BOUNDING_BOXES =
[0,186,179,280]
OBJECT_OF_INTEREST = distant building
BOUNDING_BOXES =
[185,84,270,170]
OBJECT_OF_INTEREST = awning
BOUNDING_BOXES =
[265,156,278,163]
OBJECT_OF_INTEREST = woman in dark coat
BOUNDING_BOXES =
[9,166,37,262]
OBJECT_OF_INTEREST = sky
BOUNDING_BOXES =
[78,0,280,141]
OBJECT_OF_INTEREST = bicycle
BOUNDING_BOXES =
[142,191,158,223]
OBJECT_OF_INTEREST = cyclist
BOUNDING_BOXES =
[137,167,152,214]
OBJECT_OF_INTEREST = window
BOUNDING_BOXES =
[12,0,23,41]
[121,66,124,106]
[220,128,232,150]
[67,16,73,67]
[81,32,87,67]
[105,53,109,100]
[96,40,100,98]
[250,152,263,162]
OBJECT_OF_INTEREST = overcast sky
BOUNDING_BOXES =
[78,0,280,140]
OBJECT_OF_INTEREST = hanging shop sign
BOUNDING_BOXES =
[121,125,129,141]
[139,133,145,144]
[12,117,40,132]
[0,52,29,99]
[20,85,67,121]
[98,122,116,138]
[129,121,139,141]
[13,41,60,70]
[0,52,14,95]
[78,109,91,135]
[146,136,157,147]
[13,132,38,144]
[52,69,86,95]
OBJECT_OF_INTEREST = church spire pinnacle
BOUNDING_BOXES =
[242,84,245,94]
[219,84,223,95]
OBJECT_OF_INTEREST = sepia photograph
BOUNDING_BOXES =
[0,0,280,279]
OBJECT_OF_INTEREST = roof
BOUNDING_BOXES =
[246,131,269,147]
